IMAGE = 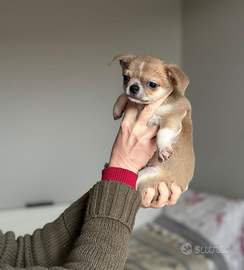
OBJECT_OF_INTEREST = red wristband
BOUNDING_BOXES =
[101,167,137,189]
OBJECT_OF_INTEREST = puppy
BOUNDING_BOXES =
[111,54,195,200]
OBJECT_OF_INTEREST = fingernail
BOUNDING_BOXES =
[173,182,179,189]
[161,182,167,189]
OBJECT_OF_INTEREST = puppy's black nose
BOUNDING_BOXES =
[130,84,139,94]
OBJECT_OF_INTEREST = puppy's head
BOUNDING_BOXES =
[111,54,189,104]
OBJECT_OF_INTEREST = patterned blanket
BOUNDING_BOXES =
[125,217,228,270]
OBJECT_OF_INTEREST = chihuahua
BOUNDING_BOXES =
[111,54,195,200]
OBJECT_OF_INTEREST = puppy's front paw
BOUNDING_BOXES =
[113,104,124,120]
[113,93,128,120]
[159,147,173,162]
[113,110,123,120]
[147,114,161,127]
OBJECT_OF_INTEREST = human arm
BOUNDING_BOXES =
[0,181,140,270]
[0,192,89,269]
[0,94,182,269]
[108,97,182,208]
[0,98,156,269]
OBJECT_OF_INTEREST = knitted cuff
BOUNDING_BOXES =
[86,181,141,232]
[102,167,137,189]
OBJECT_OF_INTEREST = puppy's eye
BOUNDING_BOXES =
[123,75,130,82]
[147,82,158,89]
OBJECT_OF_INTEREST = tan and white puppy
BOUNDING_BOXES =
[111,54,195,200]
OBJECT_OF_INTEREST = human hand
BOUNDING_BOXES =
[108,96,168,174]
[108,90,184,208]
[141,182,185,208]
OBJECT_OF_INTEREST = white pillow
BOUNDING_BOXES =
[162,189,244,247]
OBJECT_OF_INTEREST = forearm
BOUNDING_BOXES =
[64,181,141,270]
[0,181,141,270]
[0,192,89,268]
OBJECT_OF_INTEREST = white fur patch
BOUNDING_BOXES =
[155,104,173,115]
[127,78,141,86]
[137,166,160,184]
[139,62,145,77]
[157,128,175,150]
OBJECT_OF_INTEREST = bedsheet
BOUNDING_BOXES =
[161,189,244,270]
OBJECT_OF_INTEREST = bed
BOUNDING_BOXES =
[126,189,244,270]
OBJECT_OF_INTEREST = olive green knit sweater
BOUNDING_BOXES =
[0,181,141,270]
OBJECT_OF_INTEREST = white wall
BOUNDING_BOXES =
[182,1,244,198]
[0,0,183,218]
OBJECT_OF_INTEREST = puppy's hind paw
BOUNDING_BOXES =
[159,148,174,162]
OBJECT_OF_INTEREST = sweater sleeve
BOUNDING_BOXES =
[0,192,89,268]
[0,181,141,270]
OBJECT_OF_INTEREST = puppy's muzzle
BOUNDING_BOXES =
[130,84,140,95]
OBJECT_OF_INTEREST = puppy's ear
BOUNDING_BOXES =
[165,65,189,94]
[109,54,135,69]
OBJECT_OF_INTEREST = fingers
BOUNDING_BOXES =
[166,182,182,205]
[122,101,139,125]
[149,182,169,209]
[141,182,169,209]
[141,188,155,208]
[119,102,139,144]
[122,101,159,141]
[137,92,172,126]
[149,136,157,152]
[121,92,172,140]
[141,182,183,209]
[137,99,163,126]
[141,124,159,140]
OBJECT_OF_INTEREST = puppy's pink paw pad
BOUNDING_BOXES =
[159,148,173,162]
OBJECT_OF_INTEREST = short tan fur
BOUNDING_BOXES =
[111,54,195,200]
